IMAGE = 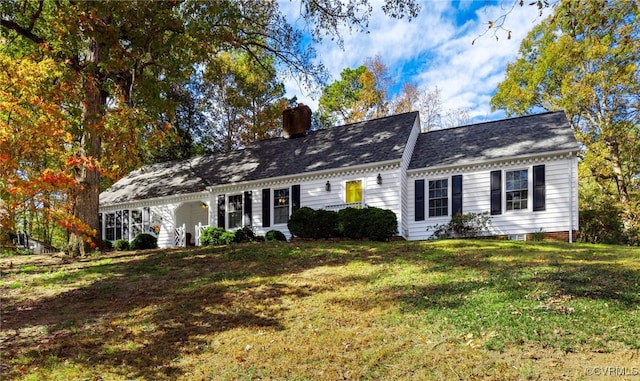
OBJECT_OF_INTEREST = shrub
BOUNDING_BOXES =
[289,206,397,241]
[234,226,256,243]
[200,227,227,246]
[287,207,316,238]
[530,228,546,242]
[429,212,492,239]
[313,209,340,238]
[130,233,158,250]
[363,207,398,241]
[337,207,398,241]
[113,239,130,251]
[579,207,625,244]
[101,239,113,251]
[338,207,366,239]
[265,230,287,242]
[220,231,236,245]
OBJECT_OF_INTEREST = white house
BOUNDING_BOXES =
[98,106,579,247]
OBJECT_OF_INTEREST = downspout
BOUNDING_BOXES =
[568,152,574,243]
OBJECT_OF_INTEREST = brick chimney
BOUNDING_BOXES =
[282,103,312,139]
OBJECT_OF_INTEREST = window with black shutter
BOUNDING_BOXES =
[533,165,546,211]
[273,188,290,225]
[244,191,252,226]
[452,175,463,216]
[217,194,225,228]
[415,179,425,221]
[428,179,448,217]
[292,185,301,212]
[262,189,271,228]
[490,170,502,215]
[228,194,243,229]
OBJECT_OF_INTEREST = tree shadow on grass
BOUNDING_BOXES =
[0,246,334,380]
[387,242,640,312]
[2,241,639,379]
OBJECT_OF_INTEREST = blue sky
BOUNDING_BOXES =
[281,1,549,123]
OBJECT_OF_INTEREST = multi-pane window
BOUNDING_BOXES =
[506,169,528,210]
[429,179,448,217]
[105,213,116,241]
[273,188,290,225]
[228,194,243,229]
[131,210,142,238]
[142,207,151,234]
[122,210,129,240]
[102,208,152,241]
[346,180,363,204]
[115,211,123,240]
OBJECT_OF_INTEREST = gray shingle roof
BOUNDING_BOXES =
[100,112,419,205]
[408,111,579,170]
[100,111,578,206]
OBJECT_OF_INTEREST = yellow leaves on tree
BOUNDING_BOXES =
[0,55,78,235]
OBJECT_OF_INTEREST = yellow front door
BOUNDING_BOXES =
[345,180,362,203]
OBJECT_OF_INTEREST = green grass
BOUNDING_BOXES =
[1,240,639,380]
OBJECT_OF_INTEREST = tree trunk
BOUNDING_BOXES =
[606,138,630,204]
[604,137,636,230]
[68,38,104,257]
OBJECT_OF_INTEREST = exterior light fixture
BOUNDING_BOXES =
[377,173,382,185]
[325,181,331,192]
[201,202,208,209]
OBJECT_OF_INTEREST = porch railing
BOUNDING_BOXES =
[174,224,186,247]
[195,223,210,246]
[323,202,365,212]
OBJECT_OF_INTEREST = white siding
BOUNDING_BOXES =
[406,156,578,241]
[398,116,422,238]
[255,182,298,238]
[99,192,211,249]
[101,152,577,246]
[250,168,404,239]
[155,204,177,248]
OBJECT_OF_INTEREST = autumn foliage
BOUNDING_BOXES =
[0,56,89,243]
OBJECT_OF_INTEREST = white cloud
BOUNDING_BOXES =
[282,1,549,122]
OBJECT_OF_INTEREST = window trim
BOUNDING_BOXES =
[428,178,449,217]
[272,187,291,226]
[102,208,153,242]
[504,168,530,212]
[227,194,244,230]
[415,175,462,220]
[105,212,116,241]
[344,179,364,205]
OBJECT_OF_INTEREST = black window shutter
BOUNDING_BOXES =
[490,170,502,215]
[217,194,225,228]
[533,165,546,211]
[262,188,271,228]
[452,175,463,216]
[98,213,103,240]
[244,191,252,226]
[415,179,425,221]
[292,185,301,212]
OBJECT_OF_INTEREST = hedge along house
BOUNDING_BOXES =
[98,106,579,247]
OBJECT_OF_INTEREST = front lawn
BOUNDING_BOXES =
[1,240,639,380]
